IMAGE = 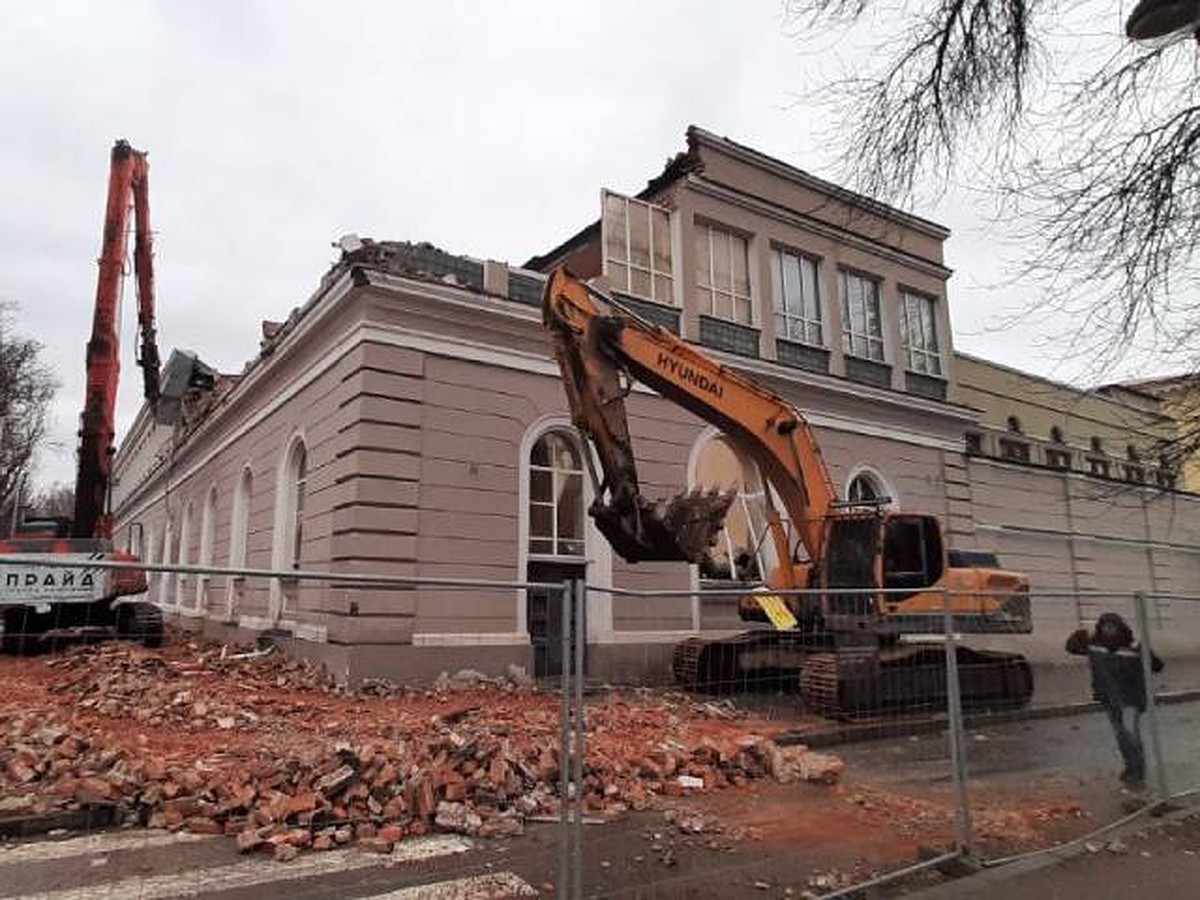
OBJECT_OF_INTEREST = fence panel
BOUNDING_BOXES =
[0,554,568,899]
[574,584,971,898]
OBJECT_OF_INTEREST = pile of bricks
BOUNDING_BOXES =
[0,641,842,858]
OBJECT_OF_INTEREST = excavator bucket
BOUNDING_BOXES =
[590,488,736,564]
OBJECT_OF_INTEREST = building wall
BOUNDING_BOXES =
[110,128,1200,685]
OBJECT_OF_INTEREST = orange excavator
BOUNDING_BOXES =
[0,140,162,653]
[543,268,1033,717]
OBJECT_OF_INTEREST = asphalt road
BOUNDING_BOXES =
[3,702,1199,899]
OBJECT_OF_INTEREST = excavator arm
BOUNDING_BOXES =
[73,140,161,540]
[543,267,837,574]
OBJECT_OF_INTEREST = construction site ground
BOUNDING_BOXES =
[2,633,1200,898]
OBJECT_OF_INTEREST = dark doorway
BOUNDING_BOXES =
[526,560,585,678]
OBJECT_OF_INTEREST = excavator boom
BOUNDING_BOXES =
[73,140,160,540]
[543,268,836,570]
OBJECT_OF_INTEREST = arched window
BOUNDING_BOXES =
[1050,426,1064,444]
[144,527,157,596]
[846,466,897,508]
[692,435,775,582]
[290,444,307,570]
[271,437,308,621]
[197,486,217,613]
[230,468,253,566]
[528,431,584,557]
[1006,415,1023,434]
[159,519,173,607]
[176,501,194,609]
[227,467,253,620]
[1091,436,1104,453]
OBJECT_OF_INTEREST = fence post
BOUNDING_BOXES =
[558,580,572,900]
[572,578,586,900]
[1133,591,1169,804]
[942,588,973,855]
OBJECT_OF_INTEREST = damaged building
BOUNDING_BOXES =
[111,126,1200,683]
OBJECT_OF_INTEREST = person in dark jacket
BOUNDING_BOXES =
[1066,612,1164,790]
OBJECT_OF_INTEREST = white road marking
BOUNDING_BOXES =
[367,872,537,899]
[4,835,474,900]
[0,831,212,866]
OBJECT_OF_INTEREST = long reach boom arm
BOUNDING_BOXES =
[73,140,161,540]
[542,267,837,572]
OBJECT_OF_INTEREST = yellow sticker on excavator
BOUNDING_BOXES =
[756,594,798,631]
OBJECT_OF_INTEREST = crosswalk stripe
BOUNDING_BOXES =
[367,872,537,899]
[0,831,212,867]
[4,835,474,900]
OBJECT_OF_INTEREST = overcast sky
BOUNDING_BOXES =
[0,0,1164,489]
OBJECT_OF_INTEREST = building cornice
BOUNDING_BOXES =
[687,176,952,281]
[687,126,951,241]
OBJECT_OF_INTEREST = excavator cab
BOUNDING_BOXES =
[819,511,945,632]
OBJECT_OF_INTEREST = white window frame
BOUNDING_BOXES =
[899,290,942,375]
[527,431,586,560]
[197,485,217,614]
[158,520,172,607]
[270,434,308,622]
[175,501,193,610]
[226,466,253,621]
[771,247,823,347]
[690,433,777,586]
[840,270,884,362]
[695,222,753,326]
[601,190,676,306]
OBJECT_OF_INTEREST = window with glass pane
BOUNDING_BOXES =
[291,444,307,569]
[771,249,822,346]
[899,291,942,375]
[528,432,585,557]
[695,223,752,325]
[602,190,675,305]
[840,271,884,361]
[692,436,785,582]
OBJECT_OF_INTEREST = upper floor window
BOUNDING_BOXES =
[998,437,1031,463]
[1045,448,1072,469]
[695,223,752,325]
[839,271,884,361]
[1050,426,1065,444]
[602,191,674,305]
[771,248,822,346]
[899,291,942,375]
[1007,416,1023,434]
[1090,436,1104,453]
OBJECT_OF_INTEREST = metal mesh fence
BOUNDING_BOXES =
[3,563,1200,899]
[0,554,576,898]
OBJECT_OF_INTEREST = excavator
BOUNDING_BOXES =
[542,267,1034,718]
[0,140,163,653]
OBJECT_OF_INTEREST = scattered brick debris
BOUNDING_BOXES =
[0,636,841,858]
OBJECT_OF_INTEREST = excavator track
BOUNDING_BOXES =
[676,634,1034,719]
[799,643,1034,720]
[673,631,818,693]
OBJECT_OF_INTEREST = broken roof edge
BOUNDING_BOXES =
[524,125,951,271]
[523,137,703,272]
[685,126,951,241]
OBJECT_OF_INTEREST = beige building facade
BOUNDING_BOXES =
[111,127,1200,683]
